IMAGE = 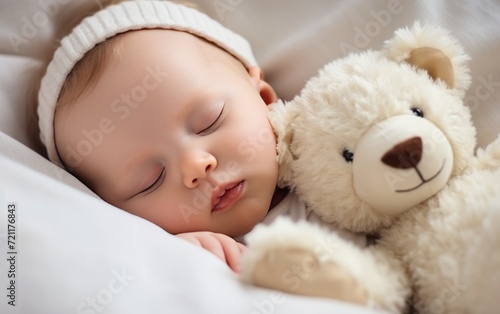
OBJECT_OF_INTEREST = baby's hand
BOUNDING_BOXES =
[176,232,246,273]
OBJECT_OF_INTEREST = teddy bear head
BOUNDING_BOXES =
[269,22,475,233]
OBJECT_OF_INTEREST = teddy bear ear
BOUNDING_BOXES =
[267,100,296,188]
[383,21,471,96]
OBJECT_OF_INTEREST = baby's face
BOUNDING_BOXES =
[55,30,278,237]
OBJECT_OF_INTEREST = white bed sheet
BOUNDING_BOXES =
[0,0,499,313]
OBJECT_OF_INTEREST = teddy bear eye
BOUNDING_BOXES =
[342,149,354,163]
[411,107,424,118]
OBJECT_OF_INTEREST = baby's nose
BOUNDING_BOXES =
[182,151,217,188]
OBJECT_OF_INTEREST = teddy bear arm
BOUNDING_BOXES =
[475,134,500,171]
[241,218,411,312]
[250,246,369,304]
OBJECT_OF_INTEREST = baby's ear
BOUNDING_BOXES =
[248,67,278,105]
[384,21,471,96]
[259,80,278,105]
[267,100,295,187]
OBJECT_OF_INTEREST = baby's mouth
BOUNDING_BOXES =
[212,181,244,212]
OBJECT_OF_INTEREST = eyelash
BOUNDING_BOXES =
[142,168,165,194]
[197,104,225,135]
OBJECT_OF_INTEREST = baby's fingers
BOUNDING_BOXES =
[176,232,245,273]
[196,233,227,263]
[213,234,246,273]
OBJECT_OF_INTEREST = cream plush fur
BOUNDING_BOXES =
[241,22,500,313]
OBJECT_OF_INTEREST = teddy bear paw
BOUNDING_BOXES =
[241,218,369,305]
[250,246,368,305]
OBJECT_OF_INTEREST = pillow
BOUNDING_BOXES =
[0,55,45,154]
[0,131,94,195]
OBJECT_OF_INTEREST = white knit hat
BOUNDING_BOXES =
[38,0,257,167]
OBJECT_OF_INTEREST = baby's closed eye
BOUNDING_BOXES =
[196,103,225,135]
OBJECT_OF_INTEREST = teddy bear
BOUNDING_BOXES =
[240,22,500,314]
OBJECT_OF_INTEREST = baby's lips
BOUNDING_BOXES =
[211,181,244,211]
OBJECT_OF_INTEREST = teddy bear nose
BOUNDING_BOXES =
[381,137,423,169]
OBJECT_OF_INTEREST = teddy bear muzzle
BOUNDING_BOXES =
[352,115,454,216]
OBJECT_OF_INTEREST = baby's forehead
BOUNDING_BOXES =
[115,29,248,71]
